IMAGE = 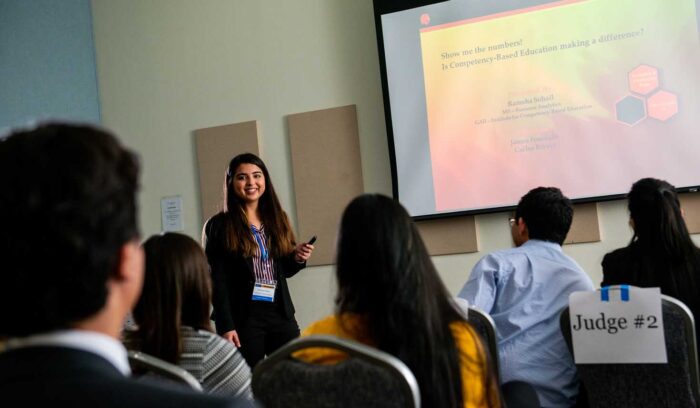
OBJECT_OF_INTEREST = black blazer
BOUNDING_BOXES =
[204,212,305,334]
[0,346,253,407]
[602,242,700,340]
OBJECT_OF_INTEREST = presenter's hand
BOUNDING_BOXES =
[294,242,314,263]
[223,330,241,347]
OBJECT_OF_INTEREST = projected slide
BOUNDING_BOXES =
[379,0,700,216]
[420,0,700,211]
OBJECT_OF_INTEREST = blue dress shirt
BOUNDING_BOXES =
[458,239,594,408]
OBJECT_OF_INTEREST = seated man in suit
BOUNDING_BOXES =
[0,123,254,408]
[458,187,594,407]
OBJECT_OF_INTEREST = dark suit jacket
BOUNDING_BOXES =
[602,242,700,341]
[204,212,305,334]
[0,346,254,407]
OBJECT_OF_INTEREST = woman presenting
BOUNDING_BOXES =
[203,153,313,367]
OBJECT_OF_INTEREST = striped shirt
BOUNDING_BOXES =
[179,326,253,399]
[124,327,253,399]
[250,225,276,284]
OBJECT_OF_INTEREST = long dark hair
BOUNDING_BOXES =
[335,194,498,408]
[222,153,295,257]
[132,233,213,364]
[627,178,700,299]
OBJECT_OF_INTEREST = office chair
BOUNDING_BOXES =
[252,335,420,408]
[466,307,539,408]
[467,306,501,383]
[128,350,203,391]
[560,292,700,407]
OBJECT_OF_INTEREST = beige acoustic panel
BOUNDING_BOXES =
[416,216,478,255]
[680,192,700,234]
[564,202,600,244]
[288,105,363,266]
[194,121,260,225]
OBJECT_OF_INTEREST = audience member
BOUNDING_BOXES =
[0,123,253,408]
[296,194,501,408]
[125,232,253,399]
[458,187,593,407]
[602,177,700,339]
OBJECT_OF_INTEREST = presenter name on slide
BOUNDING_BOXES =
[508,94,554,106]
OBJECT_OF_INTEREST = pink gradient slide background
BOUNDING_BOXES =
[420,0,700,212]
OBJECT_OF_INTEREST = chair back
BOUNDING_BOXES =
[252,335,420,408]
[467,307,501,383]
[560,294,700,408]
[128,350,203,391]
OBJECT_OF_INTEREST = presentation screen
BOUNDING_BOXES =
[375,0,700,218]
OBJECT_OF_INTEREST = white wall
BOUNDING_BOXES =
[91,0,646,330]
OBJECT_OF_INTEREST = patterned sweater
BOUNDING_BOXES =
[125,326,253,399]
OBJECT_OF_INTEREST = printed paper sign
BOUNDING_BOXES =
[569,286,666,364]
[161,196,184,232]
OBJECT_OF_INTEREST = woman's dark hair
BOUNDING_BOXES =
[222,153,295,257]
[335,194,498,408]
[626,178,700,298]
[132,233,213,364]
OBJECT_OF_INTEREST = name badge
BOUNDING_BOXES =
[252,282,276,302]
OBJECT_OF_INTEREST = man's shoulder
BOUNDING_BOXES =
[469,247,529,280]
[491,241,553,257]
[0,347,254,408]
[477,241,590,283]
[87,376,253,408]
[477,246,530,266]
[117,377,252,408]
[523,240,586,270]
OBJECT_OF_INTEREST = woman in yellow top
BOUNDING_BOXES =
[298,194,500,408]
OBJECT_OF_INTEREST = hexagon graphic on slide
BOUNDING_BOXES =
[615,95,646,126]
[628,65,659,95]
[647,90,678,121]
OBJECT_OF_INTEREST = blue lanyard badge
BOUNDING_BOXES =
[252,282,276,302]
[251,226,268,261]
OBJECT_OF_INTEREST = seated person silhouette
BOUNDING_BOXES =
[0,123,254,408]
[602,177,700,341]
[125,232,253,398]
[297,194,501,408]
[458,187,594,407]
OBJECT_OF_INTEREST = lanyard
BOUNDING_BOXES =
[251,225,268,261]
